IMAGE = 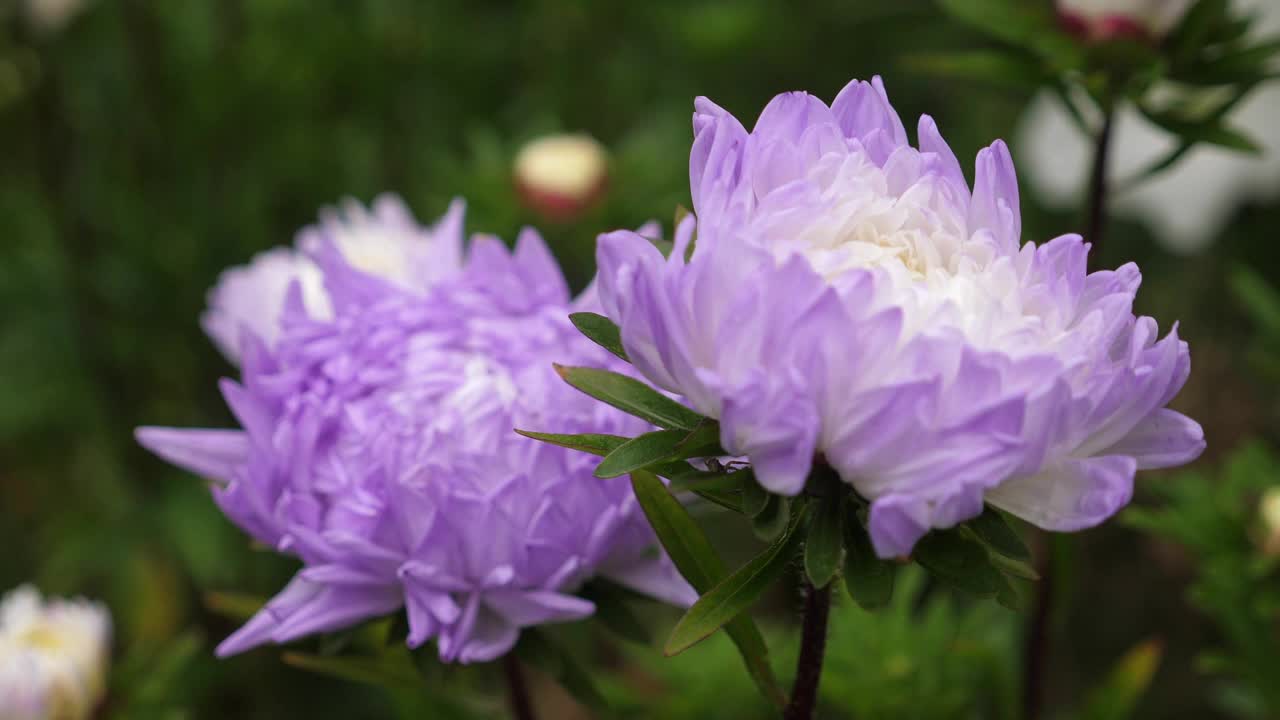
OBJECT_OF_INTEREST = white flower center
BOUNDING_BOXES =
[757,149,1060,357]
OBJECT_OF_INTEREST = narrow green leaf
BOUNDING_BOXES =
[667,467,751,493]
[989,552,1041,581]
[569,312,629,362]
[751,494,791,542]
[515,429,626,456]
[1136,103,1261,153]
[804,495,845,588]
[1169,0,1229,66]
[516,629,610,712]
[965,509,1030,560]
[742,481,770,517]
[665,505,806,656]
[1231,265,1280,336]
[1079,639,1164,720]
[936,0,1081,65]
[995,573,1030,612]
[281,652,421,689]
[912,531,1005,598]
[671,420,725,459]
[554,365,704,430]
[595,429,689,478]
[843,513,897,610]
[630,472,786,707]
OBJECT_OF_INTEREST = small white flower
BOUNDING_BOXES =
[23,0,88,35]
[0,586,111,720]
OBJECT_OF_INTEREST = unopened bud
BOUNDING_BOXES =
[514,134,609,222]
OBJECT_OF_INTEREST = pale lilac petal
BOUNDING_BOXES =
[1105,408,1205,469]
[134,428,248,485]
[988,456,1137,531]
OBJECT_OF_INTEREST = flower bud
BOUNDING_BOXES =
[514,133,609,222]
[1056,0,1194,42]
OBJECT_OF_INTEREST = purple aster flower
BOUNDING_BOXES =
[138,197,695,662]
[595,77,1205,558]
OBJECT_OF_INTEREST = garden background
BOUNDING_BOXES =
[2,1,1278,718]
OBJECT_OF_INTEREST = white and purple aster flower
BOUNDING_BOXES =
[138,197,694,663]
[595,77,1205,558]
[0,585,111,720]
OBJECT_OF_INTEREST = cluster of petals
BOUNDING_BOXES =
[596,77,1205,557]
[138,196,693,663]
[0,585,111,720]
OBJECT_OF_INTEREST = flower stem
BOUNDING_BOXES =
[784,580,832,720]
[1085,107,1116,270]
[503,653,537,720]
[1021,534,1055,720]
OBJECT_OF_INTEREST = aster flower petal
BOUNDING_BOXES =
[134,427,249,485]
[987,455,1137,532]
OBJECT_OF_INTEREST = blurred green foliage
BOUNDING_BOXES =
[0,0,1277,718]
[1126,443,1280,718]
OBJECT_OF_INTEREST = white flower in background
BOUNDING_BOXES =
[1056,0,1194,40]
[0,586,111,720]
[23,0,88,35]
[1020,0,1280,253]
[201,194,464,364]
[514,133,609,220]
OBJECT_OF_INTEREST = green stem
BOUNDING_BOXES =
[1085,107,1116,270]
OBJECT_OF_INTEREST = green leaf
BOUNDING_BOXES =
[912,531,1005,598]
[569,312,629,362]
[989,552,1041,581]
[965,509,1030,560]
[751,494,791,542]
[843,513,897,610]
[515,429,626,456]
[515,629,610,712]
[742,481,770,517]
[667,467,751,493]
[665,504,807,656]
[595,429,690,478]
[1136,103,1262,153]
[935,0,1081,66]
[629,471,786,707]
[554,365,704,430]
[689,487,747,514]
[281,651,422,690]
[671,420,725,459]
[1230,265,1280,336]
[1169,0,1230,67]
[804,495,845,588]
[1079,639,1164,720]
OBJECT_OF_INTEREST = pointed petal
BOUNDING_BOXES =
[135,427,248,485]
